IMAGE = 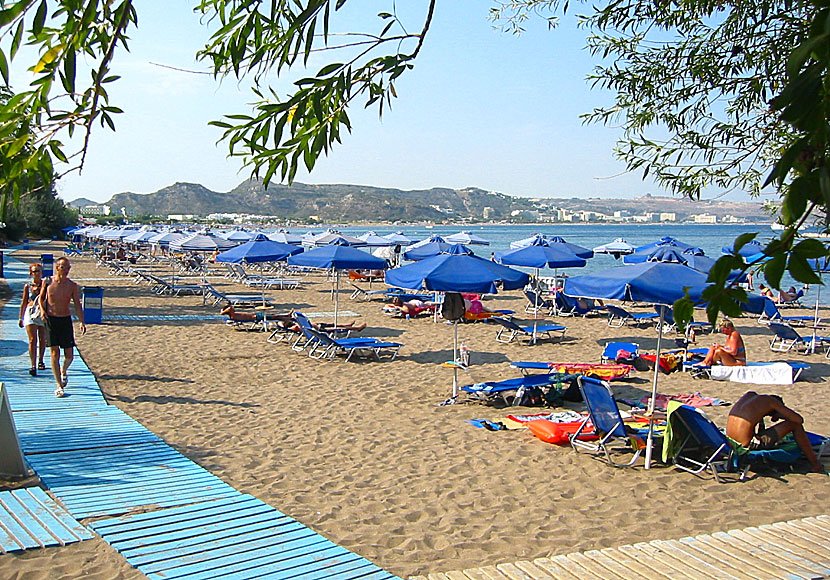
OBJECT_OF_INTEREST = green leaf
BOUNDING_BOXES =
[62,49,76,94]
[793,238,827,259]
[672,297,694,332]
[765,255,787,289]
[0,49,8,85]
[788,253,823,285]
[32,0,47,35]
[731,232,758,255]
[6,133,29,156]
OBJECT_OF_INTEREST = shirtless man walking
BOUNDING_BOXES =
[38,256,86,397]
[726,391,823,473]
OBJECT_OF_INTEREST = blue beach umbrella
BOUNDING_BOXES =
[495,237,587,341]
[544,236,594,259]
[722,238,764,258]
[267,230,304,245]
[221,229,258,242]
[383,232,418,245]
[593,238,635,258]
[358,231,396,247]
[305,230,366,247]
[445,231,490,246]
[215,234,303,263]
[404,241,472,261]
[288,243,387,325]
[623,237,696,264]
[147,231,185,247]
[169,232,237,252]
[386,246,530,401]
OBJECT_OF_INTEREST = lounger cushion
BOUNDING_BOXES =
[709,362,808,385]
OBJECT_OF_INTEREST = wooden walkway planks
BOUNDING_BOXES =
[0,487,93,553]
[410,515,830,580]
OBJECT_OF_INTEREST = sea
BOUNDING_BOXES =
[321,222,828,305]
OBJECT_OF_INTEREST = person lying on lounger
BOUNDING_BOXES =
[387,297,431,317]
[701,319,746,367]
[726,391,823,473]
[220,306,366,332]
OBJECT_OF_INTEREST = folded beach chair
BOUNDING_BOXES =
[600,341,639,364]
[488,317,567,344]
[758,298,815,326]
[605,304,659,328]
[767,322,830,354]
[303,327,402,362]
[570,376,646,467]
[662,402,805,482]
[461,373,569,406]
[524,289,556,315]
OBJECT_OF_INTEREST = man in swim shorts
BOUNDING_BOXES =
[38,256,86,397]
[726,391,823,473]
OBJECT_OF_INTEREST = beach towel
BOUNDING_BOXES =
[626,392,728,411]
[709,362,804,385]
[534,362,633,381]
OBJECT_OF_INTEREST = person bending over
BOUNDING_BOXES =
[388,296,426,317]
[726,391,823,473]
[701,319,745,366]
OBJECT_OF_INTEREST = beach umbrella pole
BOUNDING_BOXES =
[645,304,665,469]
[334,270,340,327]
[452,321,459,400]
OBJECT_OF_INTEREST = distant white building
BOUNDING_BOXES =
[692,213,717,224]
[660,212,676,222]
[168,214,196,221]
[80,204,110,216]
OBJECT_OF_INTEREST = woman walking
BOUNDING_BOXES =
[18,263,47,376]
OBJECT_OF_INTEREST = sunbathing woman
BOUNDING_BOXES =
[701,319,746,366]
[388,296,427,317]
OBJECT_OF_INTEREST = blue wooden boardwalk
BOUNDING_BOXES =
[1,252,400,579]
[0,486,93,553]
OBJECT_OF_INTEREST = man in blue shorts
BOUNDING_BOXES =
[38,256,86,397]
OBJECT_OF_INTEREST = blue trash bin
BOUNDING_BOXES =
[82,286,104,324]
[41,254,54,277]
[22,238,29,250]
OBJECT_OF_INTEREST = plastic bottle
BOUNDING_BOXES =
[689,327,696,343]
[459,343,469,367]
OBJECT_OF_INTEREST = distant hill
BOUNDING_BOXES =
[67,197,98,208]
[69,180,771,222]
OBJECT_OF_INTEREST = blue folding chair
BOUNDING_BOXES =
[663,403,807,482]
[571,376,645,467]
[600,341,639,364]
[524,289,556,315]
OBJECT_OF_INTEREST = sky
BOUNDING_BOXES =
[10,1,762,204]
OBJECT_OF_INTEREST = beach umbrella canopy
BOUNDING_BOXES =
[494,238,587,269]
[221,229,258,242]
[543,236,593,259]
[593,238,635,258]
[407,234,446,250]
[169,232,237,252]
[122,229,159,244]
[358,231,396,247]
[623,238,698,264]
[267,230,304,245]
[288,244,387,325]
[510,233,548,249]
[98,227,135,240]
[383,232,418,245]
[445,231,490,246]
[147,231,186,247]
[722,238,764,257]
[387,245,529,294]
[404,241,472,261]
[305,230,366,247]
[386,247,530,401]
[215,234,303,263]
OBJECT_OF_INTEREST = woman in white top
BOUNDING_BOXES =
[18,263,47,376]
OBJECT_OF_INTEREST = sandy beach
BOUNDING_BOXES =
[1,241,828,579]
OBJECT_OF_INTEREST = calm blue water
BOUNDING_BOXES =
[299,223,825,304]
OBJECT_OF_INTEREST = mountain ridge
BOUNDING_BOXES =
[68,179,770,222]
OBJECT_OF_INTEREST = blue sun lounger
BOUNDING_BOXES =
[758,298,816,326]
[767,322,830,353]
[605,305,659,328]
[488,317,567,344]
[461,373,569,406]
[303,327,402,362]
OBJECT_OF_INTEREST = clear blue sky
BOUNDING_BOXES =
[13,1,761,204]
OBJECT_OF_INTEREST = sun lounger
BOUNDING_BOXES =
[767,322,830,353]
[461,373,568,406]
[143,272,204,296]
[570,376,646,467]
[201,282,273,307]
[510,361,633,381]
[693,361,810,385]
[757,298,816,326]
[557,294,604,317]
[605,305,659,328]
[600,341,639,364]
[462,309,514,322]
[488,317,567,344]
[302,327,402,362]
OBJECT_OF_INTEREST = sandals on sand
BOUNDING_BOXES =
[38,361,46,370]
[28,367,36,377]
